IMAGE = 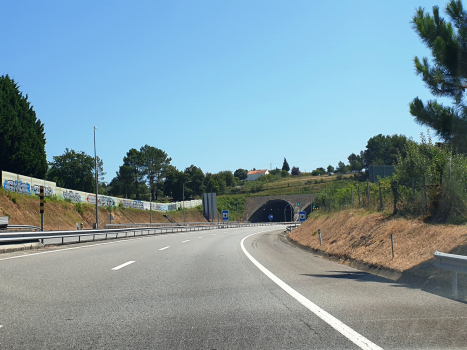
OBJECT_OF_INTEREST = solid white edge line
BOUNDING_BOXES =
[159,246,170,251]
[240,232,383,350]
[0,236,151,261]
[111,260,135,271]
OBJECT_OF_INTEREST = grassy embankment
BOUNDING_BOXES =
[0,188,206,231]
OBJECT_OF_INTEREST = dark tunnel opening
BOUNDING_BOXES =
[249,200,294,223]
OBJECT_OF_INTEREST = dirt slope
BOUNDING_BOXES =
[0,190,206,230]
[289,209,467,272]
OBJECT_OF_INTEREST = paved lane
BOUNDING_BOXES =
[0,226,466,349]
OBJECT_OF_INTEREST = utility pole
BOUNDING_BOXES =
[149,191,152,224]
[94,126,99,229]
[236,189,239,223]
[183,181,191,224]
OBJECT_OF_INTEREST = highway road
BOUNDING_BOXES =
[1,225,466,349]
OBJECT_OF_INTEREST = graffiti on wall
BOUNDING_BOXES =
[99,196,115,207]
[3,180,30,195]
[120,200,130,208]
[86,194,115,207]
[133,201,144,210]
[32,185,54,197]
[2,171,200,212]
[63,191,83,203]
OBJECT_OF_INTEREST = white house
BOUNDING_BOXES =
[246,169,269,181]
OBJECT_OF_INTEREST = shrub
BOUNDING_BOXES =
[74,202,84,215]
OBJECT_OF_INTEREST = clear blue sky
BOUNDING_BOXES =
[1,0,447,182]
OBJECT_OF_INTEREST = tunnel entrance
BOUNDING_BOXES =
[249,200,294,223]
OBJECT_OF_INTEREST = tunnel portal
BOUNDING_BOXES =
[249,200,294,223]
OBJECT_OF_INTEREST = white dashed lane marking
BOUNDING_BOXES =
[159,246,170,251]
[111,261,135,271]
[181,240,190,243]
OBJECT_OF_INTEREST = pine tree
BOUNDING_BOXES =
[282,158,290,172]
[0,75,47,177]
[410,0,467,152]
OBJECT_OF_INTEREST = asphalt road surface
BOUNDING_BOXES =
[1,225,466,349]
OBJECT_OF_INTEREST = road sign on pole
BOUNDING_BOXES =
[299,211,306,222]
[268,214,273,222]
[222,210,229,221]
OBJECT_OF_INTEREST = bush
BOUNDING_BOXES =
[74,202,84,215]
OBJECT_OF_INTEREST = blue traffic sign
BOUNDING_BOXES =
[299,211,306,222]
[268,214,273,221]
[222,210,229,221]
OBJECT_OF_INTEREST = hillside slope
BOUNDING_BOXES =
[289,209,467,272]
[0,190,206,230]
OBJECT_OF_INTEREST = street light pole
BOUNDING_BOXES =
[236,189,239,223]
[94,126,99,229]
[183,181,192,225]
[183,182,186,224]
[149,191,152,224]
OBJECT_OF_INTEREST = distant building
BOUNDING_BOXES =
[246,169,269,181]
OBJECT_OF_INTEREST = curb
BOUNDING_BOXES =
[282,231,405,281]
[0,241,44,254]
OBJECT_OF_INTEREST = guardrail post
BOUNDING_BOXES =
[452,271,458,299]
[318,229,322,246]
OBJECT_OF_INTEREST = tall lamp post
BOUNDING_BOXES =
[183,181,191,224]
[149,190,152,224]
[94,126,99,229]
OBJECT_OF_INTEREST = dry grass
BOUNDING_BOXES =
[0,191,206,230]
[290,209,467,272]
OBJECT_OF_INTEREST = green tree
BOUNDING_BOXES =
[108,165,138,198]
[269,167,282,176]
[140,145,171,200]
[108,148,147,199]
[234,168,248,180]
[123,148,145,199]
[327,165,335,174]
[163,165,188,201]
[184,165,205,198]
[335,161,349,174]
[311,167,326,176]
[46,148,103,192]
[204,173,220,194]
[291,166,300,176]
[363,134,409,169]
[0,75,47,177]
[410,1,467,152]
[282,158,290,172]
[348,152,364,172]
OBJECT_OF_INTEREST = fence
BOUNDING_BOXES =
[313,178,444,219]
[1,170,201,213]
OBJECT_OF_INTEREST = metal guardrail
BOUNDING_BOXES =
[286,223,299,232]
[2,225,41,232]
[434,250,467,299]
[105,222,219,228]
[0,222,291,246]
[0,216,9,229]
